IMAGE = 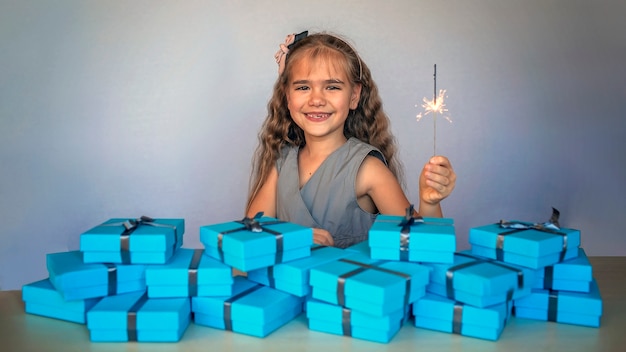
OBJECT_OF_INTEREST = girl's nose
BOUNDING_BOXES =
[308,88,326,106]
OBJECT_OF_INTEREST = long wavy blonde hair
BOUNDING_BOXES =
[246,32,404,212]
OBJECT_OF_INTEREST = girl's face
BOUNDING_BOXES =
[286,55,361,142]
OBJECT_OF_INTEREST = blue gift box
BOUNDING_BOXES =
[423,251,534,308]
[533,248,592,293]
[145,248,234,298]
[368,213,456,263]
[80,217,184,264]
[87,290,190,342]
[306,298,405,343]
[513,279,602,328]
[247,245,356,297]
[22,279,101,324]
[469,210,580,269]
[309,253,430,317]
[413,293,511,341]
[191,277,303,338]
[47,251,146,301]
[199,213,313,272]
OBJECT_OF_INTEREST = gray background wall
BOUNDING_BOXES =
[1,0,625,290]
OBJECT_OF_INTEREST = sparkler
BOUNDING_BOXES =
[416,64,452,156]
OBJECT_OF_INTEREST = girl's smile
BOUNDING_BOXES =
[304,112,332,122]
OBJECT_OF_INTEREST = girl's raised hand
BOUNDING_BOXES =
[419,156,456,205]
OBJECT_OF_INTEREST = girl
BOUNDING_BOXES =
[246,31,456,248]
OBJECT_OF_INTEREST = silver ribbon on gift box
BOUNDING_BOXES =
[104,263,117,296]
[217,212,285,265]
[223,284,264,331]
[126,292,149,341]
[187,249,204,297]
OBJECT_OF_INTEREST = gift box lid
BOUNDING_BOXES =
[47,251,146,291]
[413,293,509,330]
[87,290,190,330]
[80,217,184,252]
[369,214,455,251]
[145,248,232,286]
[22,279,100,311]
[424,251,532,298]
[514,279,602,316]
[469,221,580,258]
[199,214,313,259]
[191,277,302,325]
[535,248,592,282]
[309,253,430,306]
[247,245,354,287]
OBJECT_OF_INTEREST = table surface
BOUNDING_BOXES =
[1,257,625,352]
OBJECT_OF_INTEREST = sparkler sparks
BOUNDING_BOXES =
[415,89,451,123]
[415,64,452,156]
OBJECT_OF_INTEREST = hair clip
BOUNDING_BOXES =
[287,30,308,50]
[275,30,309,75]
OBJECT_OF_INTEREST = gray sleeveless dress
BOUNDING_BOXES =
[276,137,387,248]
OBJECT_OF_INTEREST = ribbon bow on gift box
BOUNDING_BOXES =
[396,204,450,252]
[217,212,286,264]
[497,208,568,261]
[499,207,561,232]
[102,216,180,264]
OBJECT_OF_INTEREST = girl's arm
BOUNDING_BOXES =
[246,166,278,218]
[356,156,415,216]
[357,155,455,217]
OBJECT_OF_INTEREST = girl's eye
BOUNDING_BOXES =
[326,86,340,90]
[295,86,309,91]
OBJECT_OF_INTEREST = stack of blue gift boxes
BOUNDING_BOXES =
[468,208,602,328]
[22,208,603,344]
[365,206,520,341]
[22,216,194,342]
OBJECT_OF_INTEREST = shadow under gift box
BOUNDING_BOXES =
[368,215,456,263]
[199,215,313,272]
[423,251,534,308]
[413,293,511,341]
[80,218,185,264]
[191,276,303,338]
[87,291,191,342]
[247,245,357,297]
[309,253,430,317]
[145,248,233,298]
[533,248,593,293]
[513,279,602,328]
[469,222,580,269]
[22,279,102,324]
[306,297,405,343]
[47,250,146,301]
